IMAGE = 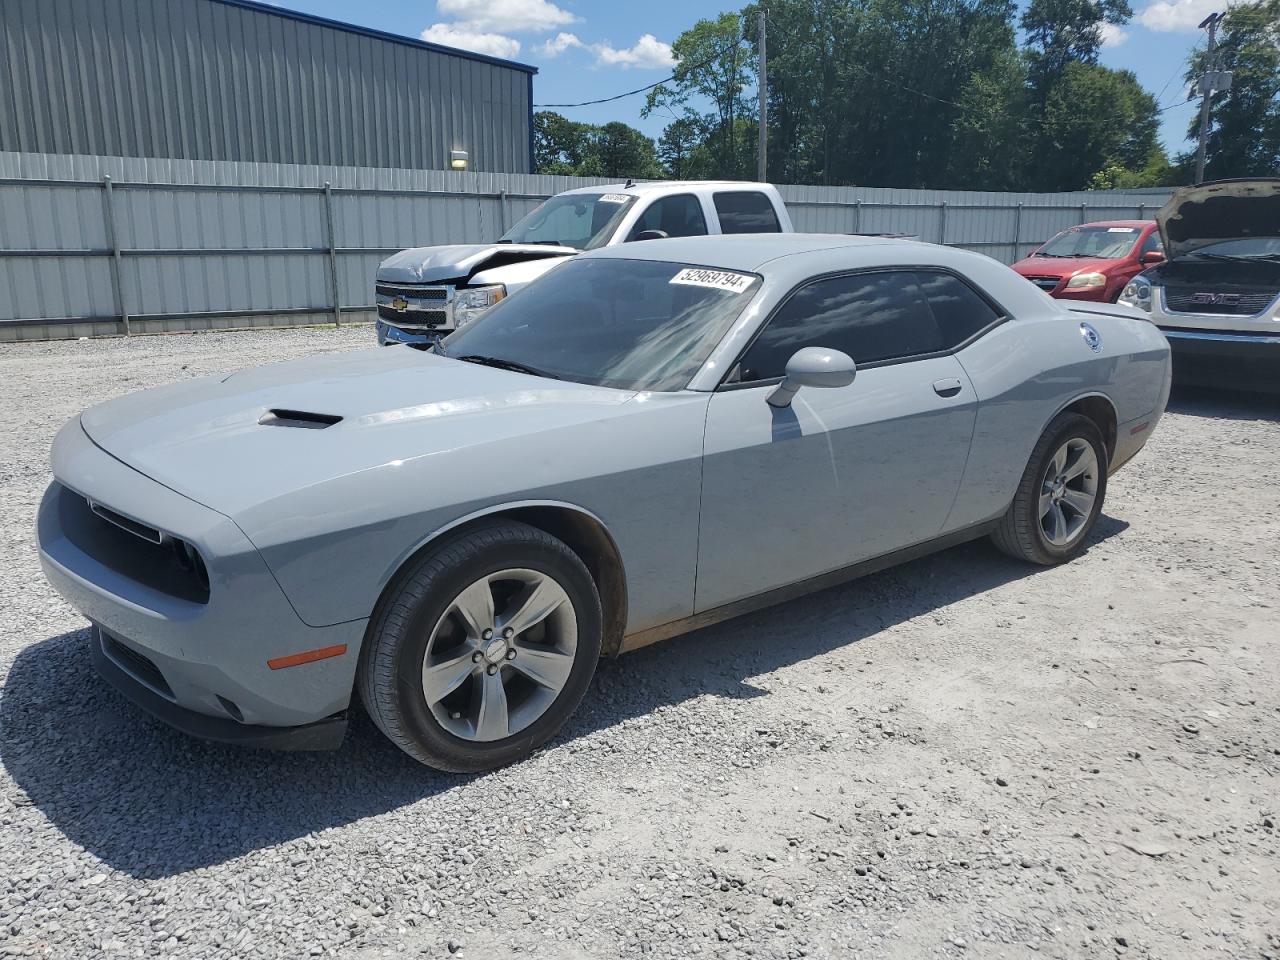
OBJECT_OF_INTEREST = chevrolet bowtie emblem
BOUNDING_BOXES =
[390,297,409,312]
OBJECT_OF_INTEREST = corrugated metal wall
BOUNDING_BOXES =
[0,0,534,173]
[0,151,1173,343]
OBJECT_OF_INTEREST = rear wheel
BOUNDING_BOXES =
[358,520,602,772]
[991,412,1108,565]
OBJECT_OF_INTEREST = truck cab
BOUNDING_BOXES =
[374,181,794,346]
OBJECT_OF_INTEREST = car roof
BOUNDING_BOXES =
[557,180,778,197]
[577,232,914,272]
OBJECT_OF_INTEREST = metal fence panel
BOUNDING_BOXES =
[0,151,1174,343]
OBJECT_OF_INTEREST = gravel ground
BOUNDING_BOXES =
[1,326,1278,960]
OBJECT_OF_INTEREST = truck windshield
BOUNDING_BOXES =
[498,193,637,250]
[439,257,761,392]
[1037,226,1142,259]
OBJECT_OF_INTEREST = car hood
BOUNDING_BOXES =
[79,349,634,519]
[1012,255,1122,277]
[1157,178,1280,259]
[377,243,578,285]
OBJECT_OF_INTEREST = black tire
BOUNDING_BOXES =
[357,520,602,772]
[991,412,1109,565]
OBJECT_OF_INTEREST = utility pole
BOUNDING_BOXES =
[757,9,767,183]
[1194,12,1222,184]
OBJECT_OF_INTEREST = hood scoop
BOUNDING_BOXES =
[259,409,343,429]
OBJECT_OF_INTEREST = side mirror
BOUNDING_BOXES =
[767,347,856,408]
[629,229,668,242]
[1140,251,1165,265]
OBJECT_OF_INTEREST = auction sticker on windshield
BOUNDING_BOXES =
[670,268,755,293]
[598,194,631,204]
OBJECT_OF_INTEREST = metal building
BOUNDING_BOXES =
[0,0,537,173]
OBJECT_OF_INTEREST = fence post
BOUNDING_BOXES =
[102,175,129,336]
[938,200,948,245]
[1080,202,1088,224]
[322,181,341,328]
[499,189,510,234]
[1138,202,1146,220]
[1013,202,1023,260]
[852,198,862,234]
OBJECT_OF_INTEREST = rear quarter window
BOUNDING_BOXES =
[713,191,782,234]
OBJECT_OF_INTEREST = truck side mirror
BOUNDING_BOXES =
[1140,251,1165,265]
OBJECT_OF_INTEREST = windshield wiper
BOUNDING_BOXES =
[453,354,560,380]
[1190,251,1280,262]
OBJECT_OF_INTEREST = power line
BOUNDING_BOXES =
[533,41,742,109]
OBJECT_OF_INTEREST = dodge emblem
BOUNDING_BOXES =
[1079,322,1102,353]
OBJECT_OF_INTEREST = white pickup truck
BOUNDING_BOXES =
[374,180,794,345]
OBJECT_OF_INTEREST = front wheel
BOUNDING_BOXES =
[991,412,1108,565]
[358,520,602,772]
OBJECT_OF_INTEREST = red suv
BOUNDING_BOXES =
[1011,220,1164,302]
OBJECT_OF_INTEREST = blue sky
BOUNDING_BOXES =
[284,0,1215,160]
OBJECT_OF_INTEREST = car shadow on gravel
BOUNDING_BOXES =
[2,519,1127,879]
[1167,384,1280,421]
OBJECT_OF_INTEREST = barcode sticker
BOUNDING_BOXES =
[598,193,630,203]
[1107,227,1138,233]
[670,268,755,293]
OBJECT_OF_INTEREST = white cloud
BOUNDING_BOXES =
[420,23,521,59]
[1136,0,1220,31]
[437,0,577,33]
[593,34,675,69]
[537,32,584,58]
[1099,22,1129,45]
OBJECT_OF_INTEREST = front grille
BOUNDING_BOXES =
[377,305,450,326]
[1026,276,1060,292]
[102,632,173,698]
[53,484,211,604]
[375,283,449,300]
[1163,288,1278,316]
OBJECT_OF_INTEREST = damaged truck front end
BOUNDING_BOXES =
[374,191,638,346]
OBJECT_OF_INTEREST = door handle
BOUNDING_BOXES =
[932,378,963,398]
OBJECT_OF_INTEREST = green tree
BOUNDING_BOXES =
[1037,63,1164,190]
[1180,0,1280,179]
[657,117,704,178]
[533,111,594,175]
[581,122,664,179]
[644,13,756,178]
[533,112,662,179]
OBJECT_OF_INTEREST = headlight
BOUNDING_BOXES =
[1065,272,1107,289]
[1118,276,1153,312]
[453,285,505,327]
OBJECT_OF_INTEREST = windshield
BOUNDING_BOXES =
[1037,226,1142,259]
[499,193,637,250]
[1188,237,1280,258]
[440,258,761,392]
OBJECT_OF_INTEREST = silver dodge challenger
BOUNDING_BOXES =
[37,235,1171,772]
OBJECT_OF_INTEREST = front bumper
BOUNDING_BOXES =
[376,318,448,347]
[1159,328,1280,391]
[91,626,348,749]
[38,419,366,740]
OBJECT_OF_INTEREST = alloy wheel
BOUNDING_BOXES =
[421,568,578,742]
[1039,437,1099,547]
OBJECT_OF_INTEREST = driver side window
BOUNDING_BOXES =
[737,271,944,382]
[626,195,708,241]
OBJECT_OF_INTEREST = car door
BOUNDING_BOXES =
[695,269,999,612]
